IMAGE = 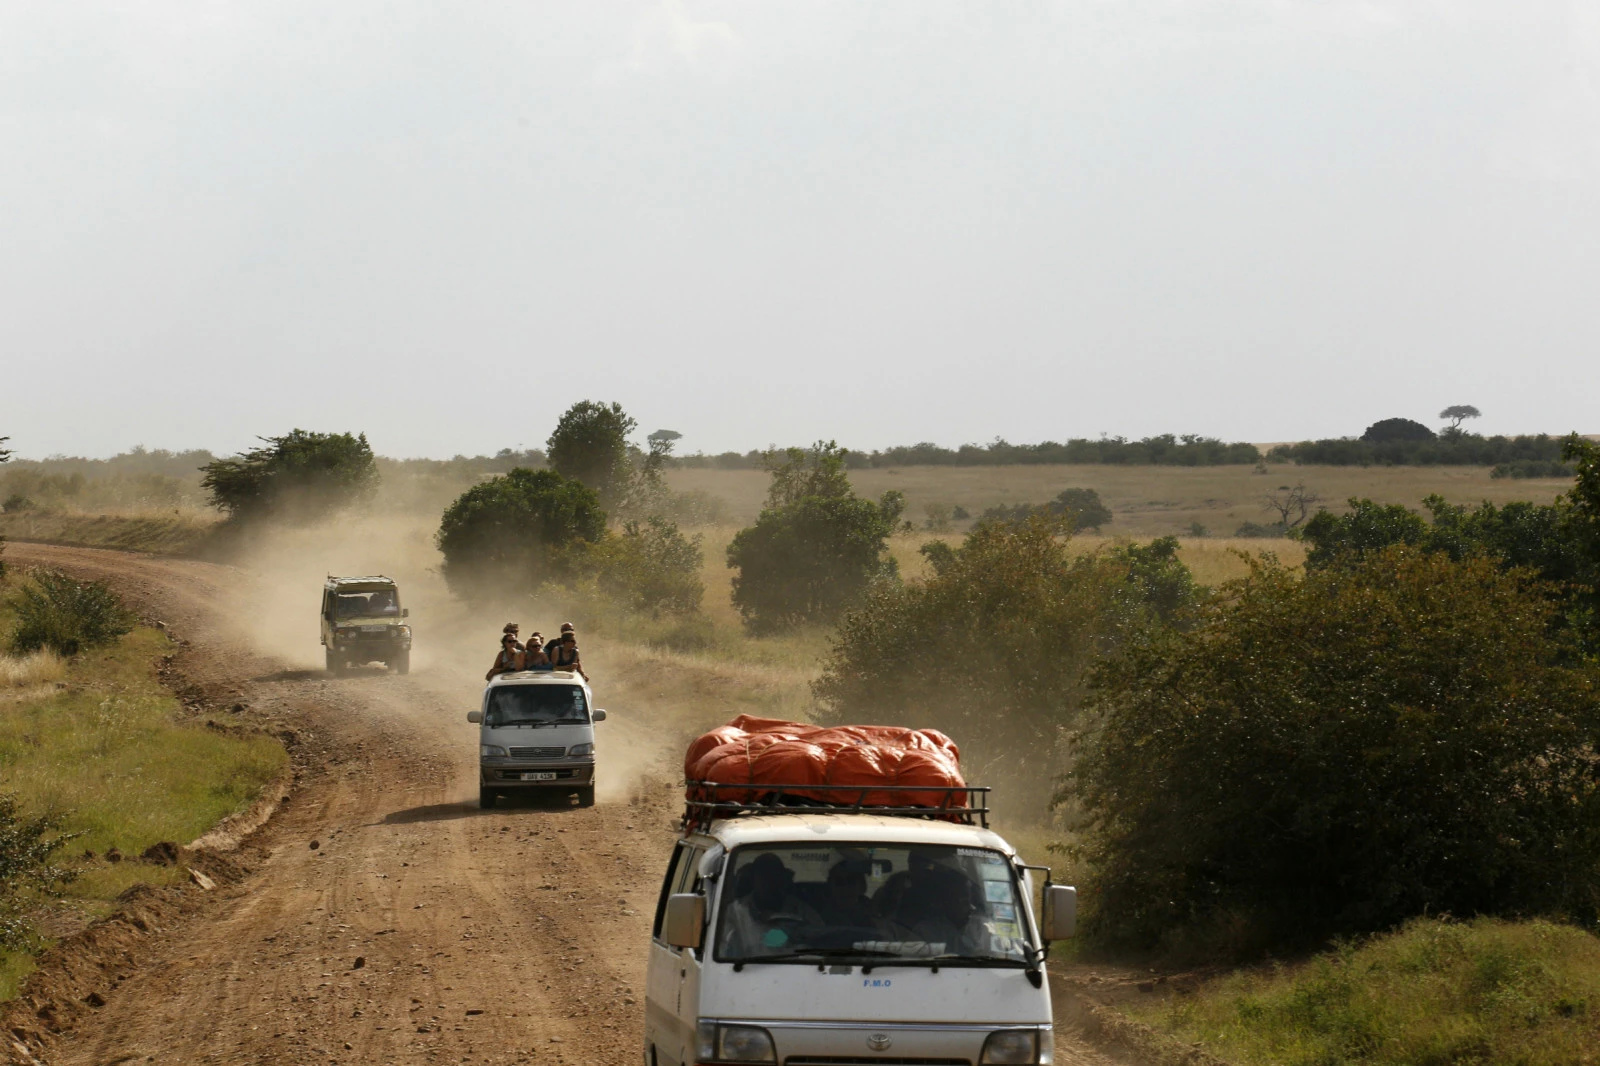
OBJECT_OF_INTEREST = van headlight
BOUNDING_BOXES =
[981,1029,1051,1065]
[696,1021,775,1064]
[568,743,594,757]
[480,744,507,758]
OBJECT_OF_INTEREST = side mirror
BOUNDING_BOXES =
[662,893,704,949]
[402,608,410,618]
[466,711,483,724]
[1042,884,1077,940]
[592,709,607,722]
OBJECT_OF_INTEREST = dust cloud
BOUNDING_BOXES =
[211,511,676,804]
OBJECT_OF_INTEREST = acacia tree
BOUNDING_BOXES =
[547,401,637,508]
[200,430,378,523]
[1440,404,1482,431]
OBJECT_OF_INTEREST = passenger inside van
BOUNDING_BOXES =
[815,862,875,929]
[720,853,821,955]
[910,868,989,955]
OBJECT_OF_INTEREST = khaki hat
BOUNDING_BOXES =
[559,622,575,633]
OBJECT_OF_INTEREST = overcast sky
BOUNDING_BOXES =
[3,1,1597,459]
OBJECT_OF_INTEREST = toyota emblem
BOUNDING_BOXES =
[866,1033,893,1052]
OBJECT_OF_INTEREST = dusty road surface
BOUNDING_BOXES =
[5,543,1128,1066]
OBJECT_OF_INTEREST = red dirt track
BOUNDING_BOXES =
[2,543,1123,1066]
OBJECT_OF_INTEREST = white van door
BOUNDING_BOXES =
[646,841,704,1066]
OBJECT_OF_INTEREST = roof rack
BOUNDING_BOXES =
[683,781,990,831]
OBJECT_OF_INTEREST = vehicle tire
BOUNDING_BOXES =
[393,650,411,675]
[325,648,338,674]
[576,786,596,808]
[479,787,496,809]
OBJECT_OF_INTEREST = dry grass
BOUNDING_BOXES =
[0,511,218,555]
[0,649,66,689]
[666,463,1571,538]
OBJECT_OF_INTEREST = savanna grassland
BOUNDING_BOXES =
[667,461,1573,535]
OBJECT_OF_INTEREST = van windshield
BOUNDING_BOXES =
[713,843,1032,965]
[484,685,588,727]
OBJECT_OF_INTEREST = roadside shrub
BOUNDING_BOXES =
[436,468,607,601]
[1303,487,1600,654]
[9,570,135,656]
[1067,547,1600,954]
[1492,458,1573,479]
[815,517,1200,789]
[726,443,898,633]
[589,516,705,616]
[200,429,378,523]
[0,794,76,950]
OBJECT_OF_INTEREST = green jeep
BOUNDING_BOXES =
[320,575,412,675]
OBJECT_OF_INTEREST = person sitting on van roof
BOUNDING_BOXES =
[522,633,552,671]
[551,630,587,681]
[486,632,522,682]
[720,852,821,957]
[543,622,575,658]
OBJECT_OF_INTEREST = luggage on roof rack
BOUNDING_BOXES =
[681,715,973,829]
[683,780,989,830]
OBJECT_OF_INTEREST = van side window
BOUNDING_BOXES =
[652,843,689,940]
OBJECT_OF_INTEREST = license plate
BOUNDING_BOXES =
[520,772,558,781]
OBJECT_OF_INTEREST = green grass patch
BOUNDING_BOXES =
[1134,917,1600,1066]
[0,594,286,1000]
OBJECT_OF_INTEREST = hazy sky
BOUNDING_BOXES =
[4,1,1597,459]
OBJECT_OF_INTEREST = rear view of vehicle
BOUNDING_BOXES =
[467,671,607,808]
[320,575,412,674]
[644,717,1077,1066]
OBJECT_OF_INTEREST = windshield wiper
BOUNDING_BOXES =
[730,948,900,971]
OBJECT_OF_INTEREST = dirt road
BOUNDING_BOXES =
[4,543,1125,1066]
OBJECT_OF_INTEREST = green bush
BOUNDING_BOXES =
[815,517,1199,788]
[199,429,378,523]
[436,468,607,601]
[726,443,898,633]
[1068,547,1600,954]
[0,794,76,950]
[9,570,135,656]
[590,516,705,616]
[980,488,1112,531]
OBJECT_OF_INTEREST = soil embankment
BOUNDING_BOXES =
[2,543,1124,1066]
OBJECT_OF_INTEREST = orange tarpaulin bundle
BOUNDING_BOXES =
[685,715,966,810]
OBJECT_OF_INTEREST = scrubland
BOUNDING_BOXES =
[0,585,287,998]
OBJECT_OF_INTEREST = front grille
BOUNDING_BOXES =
[498,768,577,781]
[508,746,565,760]
[787,1059,969,1066]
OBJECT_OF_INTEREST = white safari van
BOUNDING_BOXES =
[465,670,606,808]
[645,786,1076,1066]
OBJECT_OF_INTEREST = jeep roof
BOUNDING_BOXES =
[324,574,397,592]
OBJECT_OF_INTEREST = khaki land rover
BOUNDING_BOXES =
[320,575,411,675]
